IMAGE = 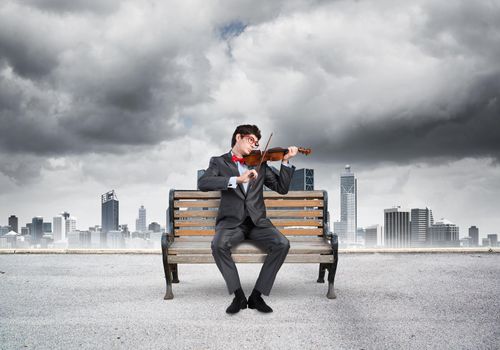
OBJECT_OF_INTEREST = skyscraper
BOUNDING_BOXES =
[43,222,52,233]
[487,234,498,246]
[101,190,119,245]
[31,216,44,244]
[289,168,314,191]
[53,216,64,242]
[8,215,18,233]
[429,219,459,247]
[136,205,147,232]
[384,207,410,248]
[65,217,77,235]
[468,226,479,246]
[410,208,433,247]
[365,224,384,247]
[338,165,357,243]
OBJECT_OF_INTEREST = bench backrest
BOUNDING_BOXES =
[168,190,329,238]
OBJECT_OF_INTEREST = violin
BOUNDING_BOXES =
[243,147,312,166]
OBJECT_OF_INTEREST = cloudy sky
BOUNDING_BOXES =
[1,0,499,239]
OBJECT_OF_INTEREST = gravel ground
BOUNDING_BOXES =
[0,253,499,349]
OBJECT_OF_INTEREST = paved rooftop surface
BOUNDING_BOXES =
[1,253,499,349]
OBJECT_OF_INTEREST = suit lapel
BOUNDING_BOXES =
[223,152,246,198]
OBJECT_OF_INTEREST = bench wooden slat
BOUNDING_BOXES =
[174,191,325,199]
[169,242,332,255]
[174,210,323,218]
[174,199,324,208]
[172,235,327,242]
[174,219,323,227]
[169,254,334,264]
[174,228,323,236]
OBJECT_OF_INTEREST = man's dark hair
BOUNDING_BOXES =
[231,124,261,147]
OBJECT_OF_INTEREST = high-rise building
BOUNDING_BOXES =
[482,238,491,246]
[101,190,119,244]
[136,205,147,232]
[468,226,479,246]
[31,216,44,244]
[410,208,433,247]
[429,219,460,247]
[148,222,161,232]
[289,168,314,191]
[487,234,498,246]
[43,222,52,233]
[197,169,205,190]
[53,216,65,242]
[65,217,77,235]
[8,215,18,233]
[339,165,357,243]
[365,224,384,247]
[384,207,410,248]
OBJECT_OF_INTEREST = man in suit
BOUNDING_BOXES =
[198,124,298,314]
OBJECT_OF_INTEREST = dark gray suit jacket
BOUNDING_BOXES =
[198,151,296,229]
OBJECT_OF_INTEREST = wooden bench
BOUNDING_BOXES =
[161,190,339,300]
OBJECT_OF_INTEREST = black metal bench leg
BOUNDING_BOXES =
[317,263,327,283]
[162,244,174,300]
[327,234,338,299]
[171,264,179,283]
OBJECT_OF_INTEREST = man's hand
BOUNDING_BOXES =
[282,146,298,162]
[237,169,258,183]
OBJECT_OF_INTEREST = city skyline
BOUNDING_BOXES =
[1,170,497,245]
[0,0,499,236]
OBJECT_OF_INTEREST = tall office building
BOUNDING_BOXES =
[101,190,119,245]
[410,208,433,247]
[65,217,77,235]
[365,224,384,247]
[148,222,161,232]
[429,219,459,247]
[384,207,410,248]
[43,222,52,233]
[197,170,205,189]
[8,215,18,233]
[289,168,314,191]
[338,165,357,243]
[31,216,44,244]
[487,234,498,246]
[468,226,479,246]
[135,205,147,232]
[53,216,65,241]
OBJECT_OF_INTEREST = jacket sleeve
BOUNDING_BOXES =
[198,157,232,192]
[263,162,296,194]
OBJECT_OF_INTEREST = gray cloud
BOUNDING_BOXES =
[283,73,500,165]
[19,0,121,15]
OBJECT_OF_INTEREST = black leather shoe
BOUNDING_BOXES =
[248,295,273,313]
[226,296,247,314]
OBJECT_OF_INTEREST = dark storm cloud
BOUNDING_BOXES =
[274,72,500,166]
[0,18,59,79]
[0,1,213,156]
[19,0,121,15]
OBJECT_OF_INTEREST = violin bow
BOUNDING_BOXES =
[249,132,273,184]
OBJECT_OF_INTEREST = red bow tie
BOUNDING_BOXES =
[231,155,246,164]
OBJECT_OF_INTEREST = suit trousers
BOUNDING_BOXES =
[211,217,290,296]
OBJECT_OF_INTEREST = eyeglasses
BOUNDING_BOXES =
[244,135,259,148]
